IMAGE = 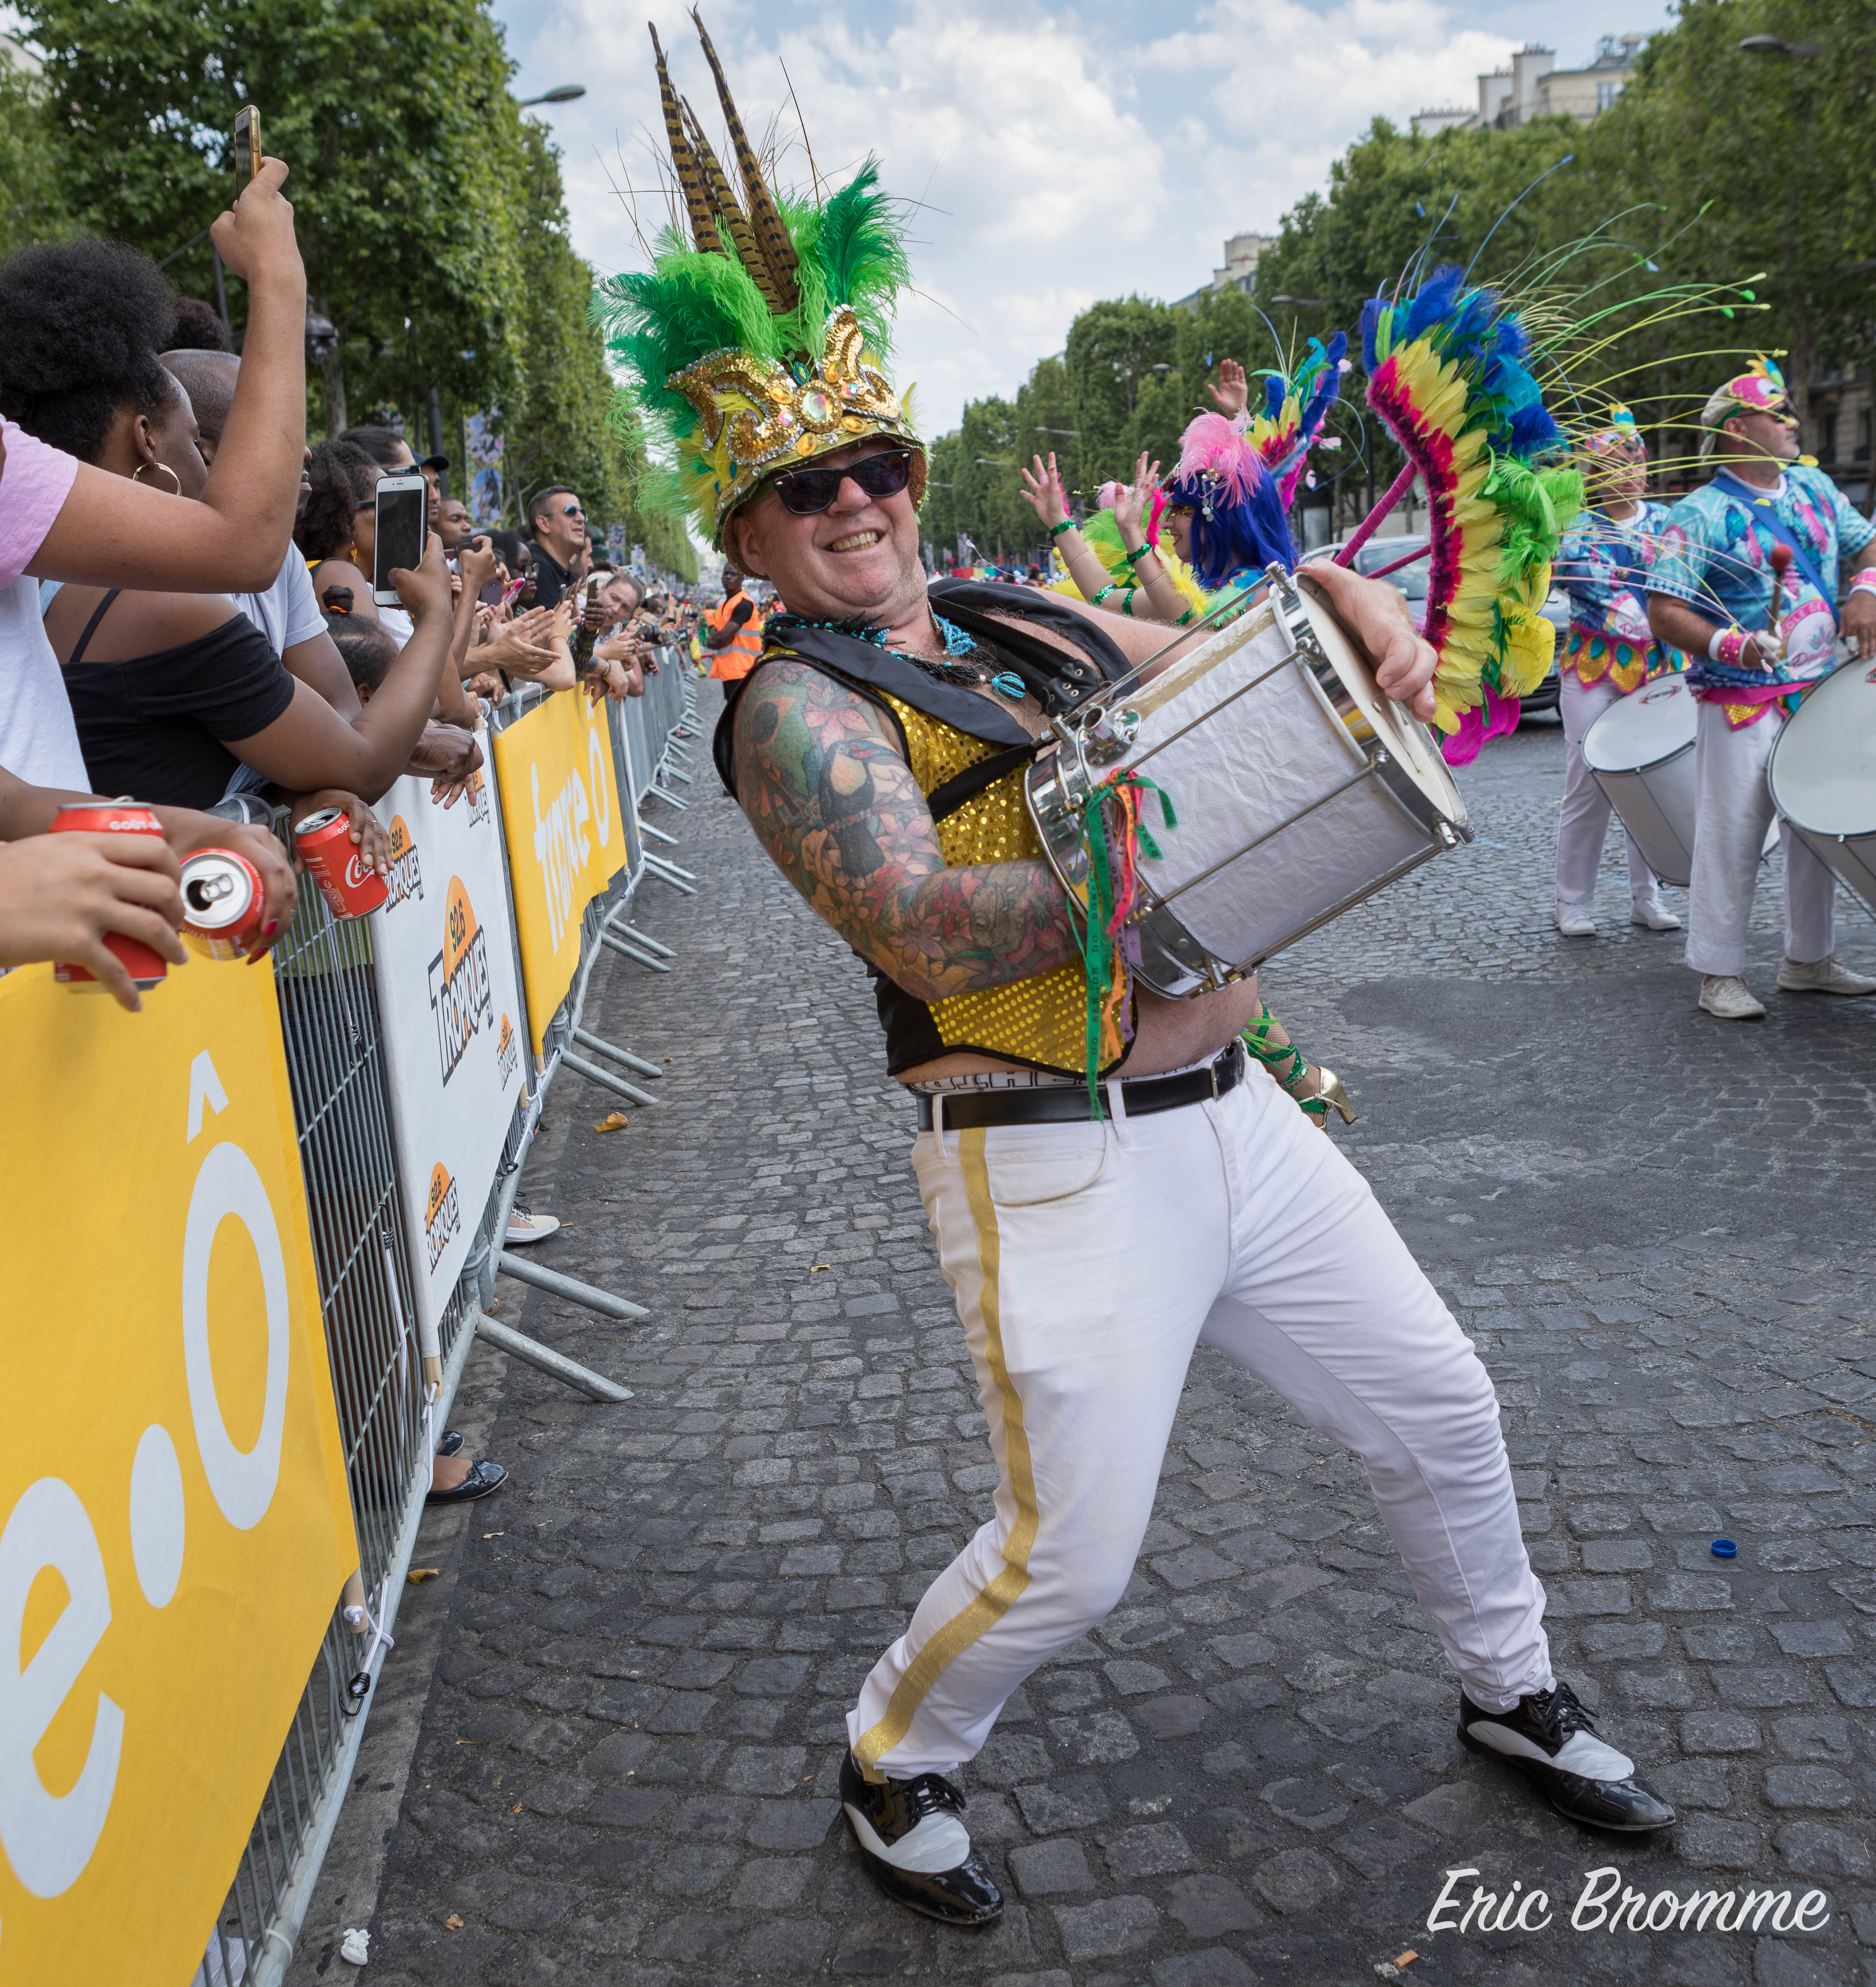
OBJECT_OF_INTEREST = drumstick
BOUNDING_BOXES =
[1766,544,1792,665]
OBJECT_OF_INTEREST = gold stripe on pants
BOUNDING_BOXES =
[852,1129,1040,1773]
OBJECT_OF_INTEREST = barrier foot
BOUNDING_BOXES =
[477,1313,635,1399]
[645,856,700,896]
[496,1253,651,1322]
[575,1026,665,1077]
[563,1049,660,1103]
[664,762,696,782]
[620,925,677,960]
[647,786,691,810]
[640,817,682,846]
[600,931,674,974]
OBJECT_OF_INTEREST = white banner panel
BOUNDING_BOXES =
[369,750,526,1338]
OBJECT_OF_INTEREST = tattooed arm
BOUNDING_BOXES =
[733,658,1077,1000]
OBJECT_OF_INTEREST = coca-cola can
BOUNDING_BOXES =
[49,798,169,990]
[179,847,267,960]
[295,807,389,918]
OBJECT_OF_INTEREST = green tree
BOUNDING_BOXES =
[16,0,530,437]
[497,121,695,577]
[0,52,70,258]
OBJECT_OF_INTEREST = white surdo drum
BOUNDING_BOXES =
[1769,656,1876,915]
[1583,673,1780,888]
[1026,566,1470,999]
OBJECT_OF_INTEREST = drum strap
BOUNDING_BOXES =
[925,742,1039,825]
[1710,472,1833,617]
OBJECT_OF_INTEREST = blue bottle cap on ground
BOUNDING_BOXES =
[1711,1538,1737,1558]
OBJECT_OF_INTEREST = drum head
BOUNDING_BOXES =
[1300,589,1465,824]
[1582,675,1695,774]
[1770,660,1876,837]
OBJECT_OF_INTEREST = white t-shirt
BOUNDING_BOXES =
[234,553,326,658]
[0,418,88,788]
[377,605,413,649]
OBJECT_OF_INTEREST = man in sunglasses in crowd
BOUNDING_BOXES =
[708,428,1678,1926]
[524,484,588,611]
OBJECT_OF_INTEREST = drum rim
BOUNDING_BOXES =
[1580,677,1696,776]
[1768,659,1876,837]
[1296,588,1466,820]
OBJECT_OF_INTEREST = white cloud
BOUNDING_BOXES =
[499,0,1514,431]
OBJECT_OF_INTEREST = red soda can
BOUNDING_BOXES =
[295,807,389,918]
[179,847,267,959]
[49,799,170,990]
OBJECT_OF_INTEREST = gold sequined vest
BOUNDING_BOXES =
[711,582,1135,1079]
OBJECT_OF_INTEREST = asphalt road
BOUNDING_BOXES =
[302,713,1876,1987]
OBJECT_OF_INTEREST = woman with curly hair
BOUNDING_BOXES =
[0,236,455,813]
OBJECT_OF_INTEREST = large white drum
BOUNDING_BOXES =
[1026,568,1469,997]
[1769,657,1876,914]
[1583,674,1781,888]
[1581,675,1700,887]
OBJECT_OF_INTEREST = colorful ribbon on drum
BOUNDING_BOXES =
[1069,771,1178,1118]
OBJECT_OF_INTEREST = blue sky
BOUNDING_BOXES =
[497,0,1670,434]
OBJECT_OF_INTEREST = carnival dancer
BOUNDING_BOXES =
[1645,358,1876,1019]
[600,20,1676,1929]
[1551,407,1684,935]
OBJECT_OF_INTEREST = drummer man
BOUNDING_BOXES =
[1646,357,1876,1019]
[719,436,1676,1929]
[1551,406,1684,937]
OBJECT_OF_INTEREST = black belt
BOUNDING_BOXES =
[915,1044,1242,1131]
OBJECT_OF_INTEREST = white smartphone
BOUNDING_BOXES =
[372,474,428,607]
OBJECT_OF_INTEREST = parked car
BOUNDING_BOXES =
[1303,535,1565,719]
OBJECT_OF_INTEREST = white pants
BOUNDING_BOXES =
[1686,700,1835,977]
[847,1065,1550,1778]
[1555,670,1666,910]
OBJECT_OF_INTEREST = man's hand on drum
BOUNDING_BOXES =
[1841,570,1876,658]
[1018,453,1071,531]
[1302,561,1438,721]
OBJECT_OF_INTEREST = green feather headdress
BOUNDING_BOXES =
[595,13,923,548]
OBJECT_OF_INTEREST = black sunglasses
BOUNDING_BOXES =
[771,448,913,517]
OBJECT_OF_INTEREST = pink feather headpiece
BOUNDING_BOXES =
[1172,413,1271,509]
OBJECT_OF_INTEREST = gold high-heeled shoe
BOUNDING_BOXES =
[1311,1065,1357,1128]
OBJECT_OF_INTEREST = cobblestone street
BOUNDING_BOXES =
[318,714,1876,1987]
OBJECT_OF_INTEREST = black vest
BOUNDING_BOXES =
[713,581,1133,1073]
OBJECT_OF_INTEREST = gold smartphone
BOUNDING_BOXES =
[233,105,261,188]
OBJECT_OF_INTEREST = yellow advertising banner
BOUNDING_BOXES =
[0,958,356,1987]
[490,688,631,1052]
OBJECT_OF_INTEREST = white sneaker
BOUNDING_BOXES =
[1554,900,1596,936]
[1699,975,1766,1021]
[1631,902,1682,931]
[1777,955,1876,996]
[505,1206,562,1245]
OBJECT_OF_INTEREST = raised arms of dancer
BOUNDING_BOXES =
[1018,452,1188,625]
[734,659,1077,1001]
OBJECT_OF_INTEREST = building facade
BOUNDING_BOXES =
[1173,232,1272,312]
[1411,34,1645,137]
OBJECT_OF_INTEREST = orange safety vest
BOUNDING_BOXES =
[706,593,766,679]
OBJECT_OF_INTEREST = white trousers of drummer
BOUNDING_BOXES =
[1686,700,1835,977]
[846,1062,1551,1779]
[1556,670,1668,911]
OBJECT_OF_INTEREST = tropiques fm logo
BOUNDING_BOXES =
[427,876,494,1088]
[423,1160,461,1272]
[382,814,425,910]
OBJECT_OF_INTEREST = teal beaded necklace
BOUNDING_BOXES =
[776,611,1029,703]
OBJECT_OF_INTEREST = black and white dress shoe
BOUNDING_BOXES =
[1459,1682,1676,1832]
[839,1750,1004,1925]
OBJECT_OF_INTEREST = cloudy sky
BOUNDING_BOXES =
[492,0,1670,434]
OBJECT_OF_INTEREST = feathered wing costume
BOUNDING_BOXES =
[1358,266,1582,764]
[595,15,922,549]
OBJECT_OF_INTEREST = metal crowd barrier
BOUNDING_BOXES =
[198,651,701,1987]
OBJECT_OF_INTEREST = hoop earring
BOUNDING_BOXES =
[131,461,183,497]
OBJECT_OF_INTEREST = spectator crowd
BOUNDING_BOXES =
[0,157,718,1505]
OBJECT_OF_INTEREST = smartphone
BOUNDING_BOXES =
[371,474,428,607]
[234,106,261,190]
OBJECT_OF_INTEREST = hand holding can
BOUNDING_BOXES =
[296,807,391,918]
[47,801,185,997]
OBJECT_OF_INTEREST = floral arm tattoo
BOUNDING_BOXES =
[732,658,1078,999]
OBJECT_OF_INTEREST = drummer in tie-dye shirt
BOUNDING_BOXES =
[1549,407,1684,936]
[1644,356,1876,1021]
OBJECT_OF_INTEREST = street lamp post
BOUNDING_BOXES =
[517,83,587,106]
